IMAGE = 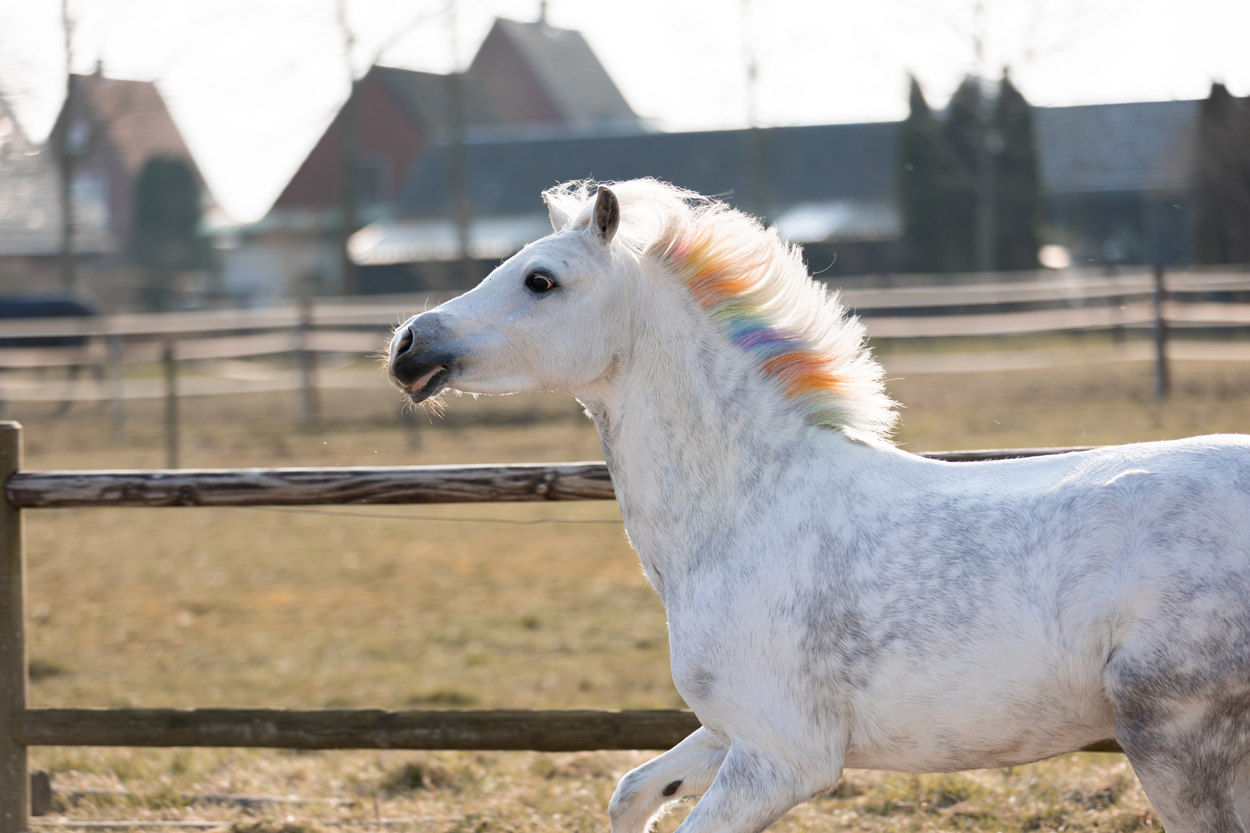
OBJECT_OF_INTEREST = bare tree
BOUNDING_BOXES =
[332,0,450,296]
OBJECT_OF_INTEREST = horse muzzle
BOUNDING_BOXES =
[388,314,457,404]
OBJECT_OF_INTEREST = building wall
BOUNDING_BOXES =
[1044,190,1194,267]
[219,233,340,305]
[273,76,425,210]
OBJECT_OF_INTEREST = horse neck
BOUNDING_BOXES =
[576,286,820,583]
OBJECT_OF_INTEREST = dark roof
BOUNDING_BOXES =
[480,19,639,127]
[398,98,1205,222]
[399,122,899,218]
[1033,99,1199,194]
[372,20,641,140]
[371,65,501,134]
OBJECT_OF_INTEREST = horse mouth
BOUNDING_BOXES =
[406,364,450,403]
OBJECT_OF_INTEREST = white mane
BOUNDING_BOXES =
[544,179,898,442]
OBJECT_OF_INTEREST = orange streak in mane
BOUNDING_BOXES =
[763,353,845,397]
[676,234,761,309]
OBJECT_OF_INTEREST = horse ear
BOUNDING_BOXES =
[592,185,620,245]
[544,194,574,232]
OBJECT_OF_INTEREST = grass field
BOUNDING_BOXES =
[8,348,1250,832]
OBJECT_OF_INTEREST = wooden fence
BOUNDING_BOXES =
[0,421,1127,832]
[2,267,1250,467]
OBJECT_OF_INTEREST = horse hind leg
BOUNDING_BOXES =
[609,727,728,833]
[1109,667,1250,831]
[1121,745,1242,833]
[1234,755,1250,830]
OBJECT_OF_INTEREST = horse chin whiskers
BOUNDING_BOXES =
[415,393,449,418]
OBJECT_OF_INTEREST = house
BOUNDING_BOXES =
[351,98,1208,288]
[222,16,647,303]
[350,122,900,291]
[1034,100,1200,268]
[0,92,112,301]
[49,69,214,257]
[37,68,216,309]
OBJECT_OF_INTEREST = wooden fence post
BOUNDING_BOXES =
[163,342,179,469]
[0,422,28,833]
[107,335,125,446]
[294,275,318,426]
[1153,264,1169,401]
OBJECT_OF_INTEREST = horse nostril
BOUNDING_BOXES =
[394,327,414,356]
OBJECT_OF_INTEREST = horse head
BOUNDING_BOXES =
[388,184,629,405]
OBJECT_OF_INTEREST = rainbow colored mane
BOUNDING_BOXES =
[545,179,898,442]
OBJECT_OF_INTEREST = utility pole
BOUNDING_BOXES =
[57,0,78,293]
[335,0,360,296]
[741,0,769,222]
[970,1,996,273]
[447,1,473,287]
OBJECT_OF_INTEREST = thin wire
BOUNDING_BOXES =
[244,506,623,526]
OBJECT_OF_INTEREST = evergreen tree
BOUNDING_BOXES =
[898,74,1042,273]
[128,156,208,310]
[1195,83,1250,264]
[992,72,1040,269]
[899,78,949,272]
[939,77,982,272]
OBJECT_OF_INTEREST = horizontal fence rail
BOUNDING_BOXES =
[5,708,1128,755]
[4,448,1089,509]
[0,423,1124,833]
[6,462,617,508]
[13,708,702,752]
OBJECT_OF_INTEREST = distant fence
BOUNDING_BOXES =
[2,267,1250,464]
[0,423,1123,832]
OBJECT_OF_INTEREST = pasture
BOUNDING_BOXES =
[11,349,1250,832]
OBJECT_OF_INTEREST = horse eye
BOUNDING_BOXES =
[524,272,556,293]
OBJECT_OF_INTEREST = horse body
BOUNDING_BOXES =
[388,179,1250,832]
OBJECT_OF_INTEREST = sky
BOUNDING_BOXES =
[1,0,1247,222]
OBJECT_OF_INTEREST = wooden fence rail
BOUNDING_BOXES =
[3,448,1083,509]
[0,422,1120,832]
[2,268,1249,470]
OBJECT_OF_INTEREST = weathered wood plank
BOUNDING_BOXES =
[4,450,1094,510]
[6,463,617,508]
[12,708,1122,754]
[14,708,702,752]
[863,301,1156,339]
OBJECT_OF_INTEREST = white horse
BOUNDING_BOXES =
[388,179,1250,833]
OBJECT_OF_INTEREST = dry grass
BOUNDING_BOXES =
[10,351,1250,832]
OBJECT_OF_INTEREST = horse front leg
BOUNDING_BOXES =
[609,727,728,833]
[668,739,842,833]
